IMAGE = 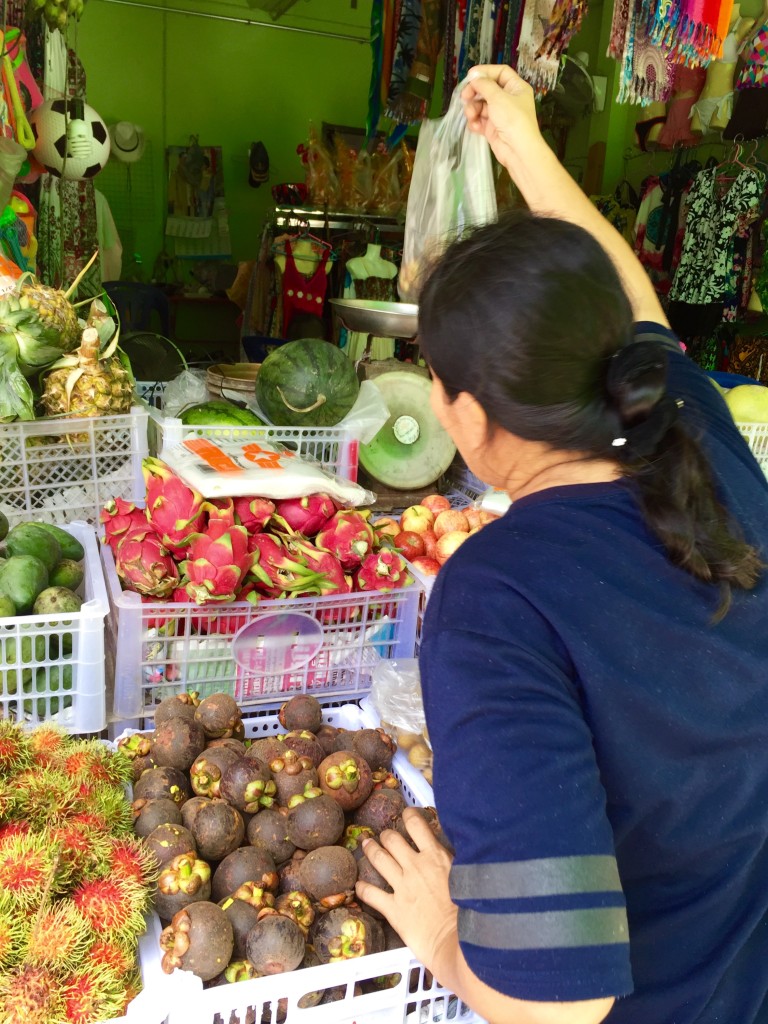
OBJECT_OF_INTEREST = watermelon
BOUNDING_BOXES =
[255,338,360,427]
[180,401,265,426]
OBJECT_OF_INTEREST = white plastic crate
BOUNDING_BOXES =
[0,522,109,733]
[131,704,481,1024]
[0,407,149,527]
[102,544,422,727]
[147,407,359,481]
[737,421,768,478]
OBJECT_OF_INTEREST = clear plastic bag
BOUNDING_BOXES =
[338,380,391,444]
[370,658,432,781]
[161,369,209,419]
[399,79,498,302]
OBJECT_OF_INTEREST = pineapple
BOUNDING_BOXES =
[40,327,133,420]
[18,279,81,352]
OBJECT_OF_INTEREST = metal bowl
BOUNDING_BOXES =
[330,299,418,338]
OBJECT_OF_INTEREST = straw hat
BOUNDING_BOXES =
[109,121,145,163]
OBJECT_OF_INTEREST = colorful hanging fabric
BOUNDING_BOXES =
[385,0,422,115]
[516,0,560,94]
[538,0,590,60]
[381,0,398,105]
[505,0,524,65]
[442,0,459,108]
[612,0,675,104]
[458,0,485,81]
[737,25,768,89]
[387,0,446,123]
[366,0,385,141]
[646,0,732,67]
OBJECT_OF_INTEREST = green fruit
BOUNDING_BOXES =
[32,587,82,616]
[6,524,61,573]
[32,523,84,562]
[1,634,48,696]
[255,339,360,427]
[49,559,84,591]
[0,511,7,542]
[0,556,49,614]
[180,400,266,427]
[24,665,73,719]
[0,594,16,617]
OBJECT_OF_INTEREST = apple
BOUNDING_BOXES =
[434,509,470,538]
[436,530,469,565]
[410,555,441,576]
[394,530,426,561]
[463,508,484,531]
[400,505,435,534]
[724,383,768,423]
[421,493,452,515]
[422,529,438,560]
[477,510,500,525]
[373,516,401,539]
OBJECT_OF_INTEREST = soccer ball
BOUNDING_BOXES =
[29,98,111,180]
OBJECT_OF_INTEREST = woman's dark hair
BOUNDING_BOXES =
[418,210,763,618]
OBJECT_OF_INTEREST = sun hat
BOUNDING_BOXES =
[109,121,145,163]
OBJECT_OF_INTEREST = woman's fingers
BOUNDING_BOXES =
[355,878,391,916]
[361,833,406,884]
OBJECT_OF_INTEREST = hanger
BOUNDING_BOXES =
[716,136,752,182]
[270,224,337,262]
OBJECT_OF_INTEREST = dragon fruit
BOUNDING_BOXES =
[115,527,179,598]
[285,539,350,598]
[212,583,261,635]
[179,525,254,604]
[234,496,276,533]
[354,550,414,593]
[205,497,236,532]
[171,584,216,633]
[316,510,375,570]
[100,498,149,555]
[273,493,336,538]
[143,457,206,557]
[247,532,328,597]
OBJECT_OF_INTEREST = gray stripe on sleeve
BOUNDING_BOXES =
[450,855,622,901]
[458,905,629,950]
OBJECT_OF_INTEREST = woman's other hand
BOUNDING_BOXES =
[461,65,541,169]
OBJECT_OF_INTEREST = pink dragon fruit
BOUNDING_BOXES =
[316,510,375,570]
[179,525,254,604]
[171,584,216,633]
[140,595,176,631]
[247,532,328,597]
[205,497,236,532]
[234,496,276,533]
[115,526,180,598]
[354,549,414,593]
[212,583,261,635]
[100,498,150,555]
[284,539,350,598]
[143,457,207,557]
[273,493,336,538]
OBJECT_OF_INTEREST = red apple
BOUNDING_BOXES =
[411,556,441,577]
[421,494,452,515]
[400,505,435,535]
[463,508,484,531]
[373,516,401,539]
[422,529,438,560]
[478,510,500,525]
[434,509,470,539]
[394,530,426,561]
[436,530,469,565]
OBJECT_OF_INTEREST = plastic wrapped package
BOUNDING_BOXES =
[303,125,340,208]
[370,657,433,783]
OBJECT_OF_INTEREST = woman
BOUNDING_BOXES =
[355,66,768,1024]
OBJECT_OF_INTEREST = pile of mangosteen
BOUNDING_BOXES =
[121,691,445,1005]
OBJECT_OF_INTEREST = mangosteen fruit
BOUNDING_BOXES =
[269,750,318,805]
[383,922,406,950]
[219,895,262,959]
[154,692,200,727]
[274,890,315,935]
[286,794,344,851]
[393,806,453,853]
[352,789,405,835]
[310,907,385,964]
[206,737,247,757]
[220,757,276,814]
[160,901,234,981]
[278,850,307,894]
[180,796,212,834]
[190,799,245,862]
[210,960,260,987]
[145,823,197,867]
[317,751,373,811]
[228,881,275,912]
[151,716,207,772]
[280,730,325,768]
[132,797,182,838]
[341,824,377,860]
[247,808,295,865]
[117,731,152,762]
[246,736,289,765]
[331,728,356,753]
[294,947,324,1009]
[134,765,192,807]
[245,914,305,975]
[371,769,401,792]
[194,692,242,739]
[278,694,322,734]
[356,854,392,894]
[155,852,211,922]
[190,746,241,798]
[352,728,396,772]
[298,846,358,904]
[131,752,157,782]
[314,724,340,757]
[211,846,279,902]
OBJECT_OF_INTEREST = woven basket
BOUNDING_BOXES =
[206,363,260,400]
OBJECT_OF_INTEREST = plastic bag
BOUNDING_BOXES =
[161,369,209,418]
[337,380,390,444]
[399,79,498,302]
[369,658,432,779]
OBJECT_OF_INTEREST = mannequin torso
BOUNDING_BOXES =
[346,244,398,281]
[691,6,756,133]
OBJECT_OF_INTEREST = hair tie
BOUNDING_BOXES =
[605,341,678,457]
[612,396,684,457]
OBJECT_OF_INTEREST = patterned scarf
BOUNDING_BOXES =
[442,0,459,109]
[385,0,422,113]
[458,0,485,80]
[516,0,559,94]
[388,0,447,123]
[538,0,590,60]
[647,0,732,65]
[613,0,675,104]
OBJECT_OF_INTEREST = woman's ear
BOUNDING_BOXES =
[430,373,490,449]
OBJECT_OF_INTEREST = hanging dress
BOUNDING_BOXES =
[280,239,331,339]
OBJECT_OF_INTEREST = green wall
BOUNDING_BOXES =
[78,0,374,273]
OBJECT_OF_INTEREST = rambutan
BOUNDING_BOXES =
[0,963,62,1024]
[56,740,132,788]
[14,767,79,827]
[107,836,158,887]
[70,876,149,941]
[60,963,126,1024]
[0,720,30,778]
[27,724,69,767]
[0,833,64,908]
[47,821,112,881]
[77,786,134,836]
[0,820,29,847]
[23,901,91,969]
[88,937,135,978]
[0,893,25,969]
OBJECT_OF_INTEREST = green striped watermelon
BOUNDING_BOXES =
[255,339,360,427]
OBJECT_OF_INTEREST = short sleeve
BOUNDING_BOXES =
[420,569,633,1002]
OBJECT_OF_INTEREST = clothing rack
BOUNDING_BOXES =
[97,0,368,43]
[272,205,405,235]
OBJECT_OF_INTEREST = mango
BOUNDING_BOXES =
[6,524,61,573]
[33,523,84,562]
[0,556,49,613]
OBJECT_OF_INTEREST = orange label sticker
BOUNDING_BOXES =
[241,442,283,471]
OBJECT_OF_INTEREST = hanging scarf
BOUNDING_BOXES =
[647,0,731,66]
[505,0,524,65]
[516,0,559,94]
[366,0,385,140]
[388,0,446,123]
[612,0,674,104]
[538,0,589,60]
[458,0,485,80]
[385,0,422,113]
[442,0,459,110]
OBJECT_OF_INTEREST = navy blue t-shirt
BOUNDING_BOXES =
[420,324,768,1023]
